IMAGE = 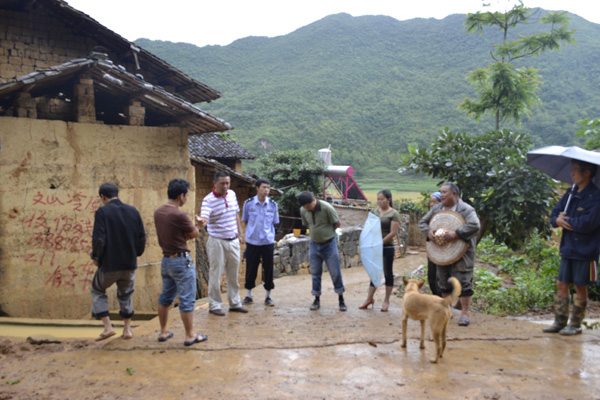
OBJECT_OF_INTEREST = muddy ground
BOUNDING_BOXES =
[1,251,600,400]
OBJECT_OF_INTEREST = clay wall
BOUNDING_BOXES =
[0,117,194,318]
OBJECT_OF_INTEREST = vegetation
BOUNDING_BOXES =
[133,6,599,318]
[360,174,436,191]
[400,129,557,248]
[576,118,600,150]
[253,149,323,217]
[461,4,575,129]
[471,235,556,315]
[135,9,600,179]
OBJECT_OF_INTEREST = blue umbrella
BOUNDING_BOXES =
[359,212,383,287]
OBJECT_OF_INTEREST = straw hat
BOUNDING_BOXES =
[426,210,469,266]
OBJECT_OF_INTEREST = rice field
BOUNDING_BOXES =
[362,190,424,206]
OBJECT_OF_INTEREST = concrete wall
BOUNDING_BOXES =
[0,117,195,318]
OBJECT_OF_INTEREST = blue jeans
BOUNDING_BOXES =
[158,254,197,313]
[309,239,345,296]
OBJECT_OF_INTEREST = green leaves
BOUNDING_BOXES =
[576,118,600,150]
[255,149,324,215]
[473,234,560,315]
[462,4,574,130]
[138,13,599,177]
[400,128,558,249]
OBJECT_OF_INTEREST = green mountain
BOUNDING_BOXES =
[135,10,600,179]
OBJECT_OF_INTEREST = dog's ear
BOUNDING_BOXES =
[417,280,424,288]
[403,277,408,285]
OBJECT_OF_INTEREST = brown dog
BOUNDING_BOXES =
[401,276,461,363]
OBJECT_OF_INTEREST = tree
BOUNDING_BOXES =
[576,118,600,150]
[255,149,324,217]
[460,2,575,130]
[400,129,557,249]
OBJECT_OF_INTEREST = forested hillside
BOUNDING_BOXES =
[136,10,600,178]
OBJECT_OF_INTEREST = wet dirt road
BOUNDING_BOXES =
[2,253,600,399]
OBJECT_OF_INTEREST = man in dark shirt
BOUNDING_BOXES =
[90,182,146,341]
[544,160,600,335]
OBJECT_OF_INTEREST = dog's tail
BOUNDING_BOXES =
[442,277,462,308]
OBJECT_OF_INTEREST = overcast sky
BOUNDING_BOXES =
[65,0,599,47]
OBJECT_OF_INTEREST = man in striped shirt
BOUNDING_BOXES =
[200,171,248,316]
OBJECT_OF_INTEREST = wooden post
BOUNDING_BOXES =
[73,77,96,123]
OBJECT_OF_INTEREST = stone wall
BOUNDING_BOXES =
[0,117,194,318]
[0,8,124,82]
[270,214,409,278]
[272,227,362,277]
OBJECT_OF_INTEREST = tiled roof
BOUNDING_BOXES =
[189,133,255,160]
[0,0,222,104]
[0,54,232,134]
[191,157,281,196]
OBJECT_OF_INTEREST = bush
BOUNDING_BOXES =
[473,234,560,315]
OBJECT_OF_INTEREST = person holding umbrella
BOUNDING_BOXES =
[359,189,401,312]
[543,160,600,335]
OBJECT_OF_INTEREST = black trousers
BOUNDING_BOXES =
[244,243,275,291]
[427,259,442,297]
[370,246,395,287]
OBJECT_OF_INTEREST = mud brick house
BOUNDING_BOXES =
[0,0,256,319]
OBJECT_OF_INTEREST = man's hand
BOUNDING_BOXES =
[556,212,573,231]
[444,230,458,242]
[427,229,437,241]
[196,215,207,229]
[92,260,98,267]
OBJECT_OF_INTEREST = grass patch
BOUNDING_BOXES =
[357,175,439,194]
[362,190,423,204]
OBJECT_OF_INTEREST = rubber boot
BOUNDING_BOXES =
[542,295,569,333]
[559,297,587,336]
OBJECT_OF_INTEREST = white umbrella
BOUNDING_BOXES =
[526,145,600,212]
[359,212,383,288]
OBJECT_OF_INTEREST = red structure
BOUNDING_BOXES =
[319,148,367,203]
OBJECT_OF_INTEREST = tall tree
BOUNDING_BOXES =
[459,2,575,130]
